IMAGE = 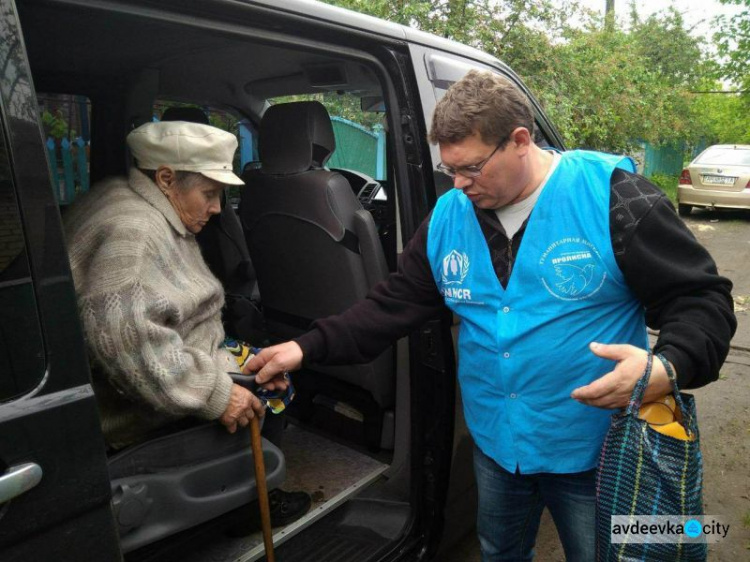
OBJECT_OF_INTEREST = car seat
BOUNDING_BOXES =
[239,101,394,448]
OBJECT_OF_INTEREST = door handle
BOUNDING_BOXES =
[0,463,43,504]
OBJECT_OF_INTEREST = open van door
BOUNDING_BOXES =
[0,1,121,559]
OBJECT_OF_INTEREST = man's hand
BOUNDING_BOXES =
[570,342,673,409]
[219,383,265,434]
[245,341,303,387]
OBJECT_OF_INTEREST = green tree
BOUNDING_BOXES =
[322,0,721,152]
[690,84,750,144]
[714,0,750,94]
[531,27,697,151]
[629,7,709,87]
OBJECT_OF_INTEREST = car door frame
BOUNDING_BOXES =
[0,0,121,559]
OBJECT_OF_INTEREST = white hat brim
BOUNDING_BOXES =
[200,169,245,186]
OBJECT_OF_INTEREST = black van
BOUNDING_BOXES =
[0,1,565,560]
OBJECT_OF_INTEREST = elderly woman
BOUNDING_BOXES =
[64,120,270,450]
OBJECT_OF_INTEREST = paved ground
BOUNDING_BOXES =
[438,208,750,561]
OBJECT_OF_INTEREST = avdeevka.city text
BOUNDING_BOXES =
[610,516,730,543]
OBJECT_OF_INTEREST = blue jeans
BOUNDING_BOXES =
[473,446,596,562]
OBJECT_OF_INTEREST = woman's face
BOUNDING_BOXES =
[157,168,224,234]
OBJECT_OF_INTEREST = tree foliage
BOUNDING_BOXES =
[531,28,697,151]
[322,0,731,152]
[714,0,750,94]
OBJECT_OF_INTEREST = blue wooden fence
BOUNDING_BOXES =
[47,136,89,205]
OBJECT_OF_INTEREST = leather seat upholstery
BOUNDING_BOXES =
[239,101,394,412]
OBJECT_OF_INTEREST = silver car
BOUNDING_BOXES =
[677,144,750,216]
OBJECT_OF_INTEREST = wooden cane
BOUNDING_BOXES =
[250,415,275,562]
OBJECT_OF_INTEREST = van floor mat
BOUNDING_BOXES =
[274,498,410,562]
[283,423,387,509]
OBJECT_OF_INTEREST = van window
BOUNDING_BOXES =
[424,53,554,148]
[0,114,45,402]
[425,52,496,101]
[38,93,91,205]
[270,92,387,181]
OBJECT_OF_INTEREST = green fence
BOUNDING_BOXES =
[641,140,709,178]
[328,117,386,180]
[642,141,686,177]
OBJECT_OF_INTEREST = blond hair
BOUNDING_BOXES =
[428,70,534,146]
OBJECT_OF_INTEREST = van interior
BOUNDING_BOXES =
[17,1,429,560]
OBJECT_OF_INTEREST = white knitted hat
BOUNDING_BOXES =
[127,121,244,185]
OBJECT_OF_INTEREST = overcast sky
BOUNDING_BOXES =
[575,0,745,38]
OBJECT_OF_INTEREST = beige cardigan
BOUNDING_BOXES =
[64,169,234,449]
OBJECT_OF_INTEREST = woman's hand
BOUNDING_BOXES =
[219,383,265,433]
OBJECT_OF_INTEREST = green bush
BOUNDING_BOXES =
[648,173,679,205]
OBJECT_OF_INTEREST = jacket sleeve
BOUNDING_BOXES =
[295,216,445,365]
[611,171,737,389]
[77,228,233,420]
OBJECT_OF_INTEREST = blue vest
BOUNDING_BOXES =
[426,150,647,474]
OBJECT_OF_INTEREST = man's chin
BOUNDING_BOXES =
[473,198,499,210]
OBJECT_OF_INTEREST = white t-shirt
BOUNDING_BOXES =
[494,151,561,239]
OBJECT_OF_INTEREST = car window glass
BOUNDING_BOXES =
[38,93,92,206]
[268,92,388,181]
[0,114,46,402]
[696,148,750,167]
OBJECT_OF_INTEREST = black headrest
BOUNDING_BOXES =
[161,106,210,125]
[259,101,335,175]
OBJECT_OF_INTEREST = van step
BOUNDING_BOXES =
[273,498,410,561]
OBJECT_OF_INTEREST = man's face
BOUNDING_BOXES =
[438,131,529,210]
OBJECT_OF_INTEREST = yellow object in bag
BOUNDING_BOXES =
[638,394,695,441]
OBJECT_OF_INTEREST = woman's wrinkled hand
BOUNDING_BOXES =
[219,383,265,433]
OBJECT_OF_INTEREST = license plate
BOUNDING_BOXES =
[702,175,736,186]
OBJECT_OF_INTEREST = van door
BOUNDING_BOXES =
[0,1,121,560]
[406,42,568,556]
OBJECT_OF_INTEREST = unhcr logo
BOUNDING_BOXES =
[441,250,470,285]
[440,250,473,302]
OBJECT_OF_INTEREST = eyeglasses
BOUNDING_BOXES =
[437,139,506,178]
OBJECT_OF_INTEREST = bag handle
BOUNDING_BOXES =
[625,353,653,415]
[655,353,695,438]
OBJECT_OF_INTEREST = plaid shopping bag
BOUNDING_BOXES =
[595,354,706,561]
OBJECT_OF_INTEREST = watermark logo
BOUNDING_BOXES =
[611,515,729,544]
[684,519,703,539]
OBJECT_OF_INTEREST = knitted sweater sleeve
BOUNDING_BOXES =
[75,220,233,421]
